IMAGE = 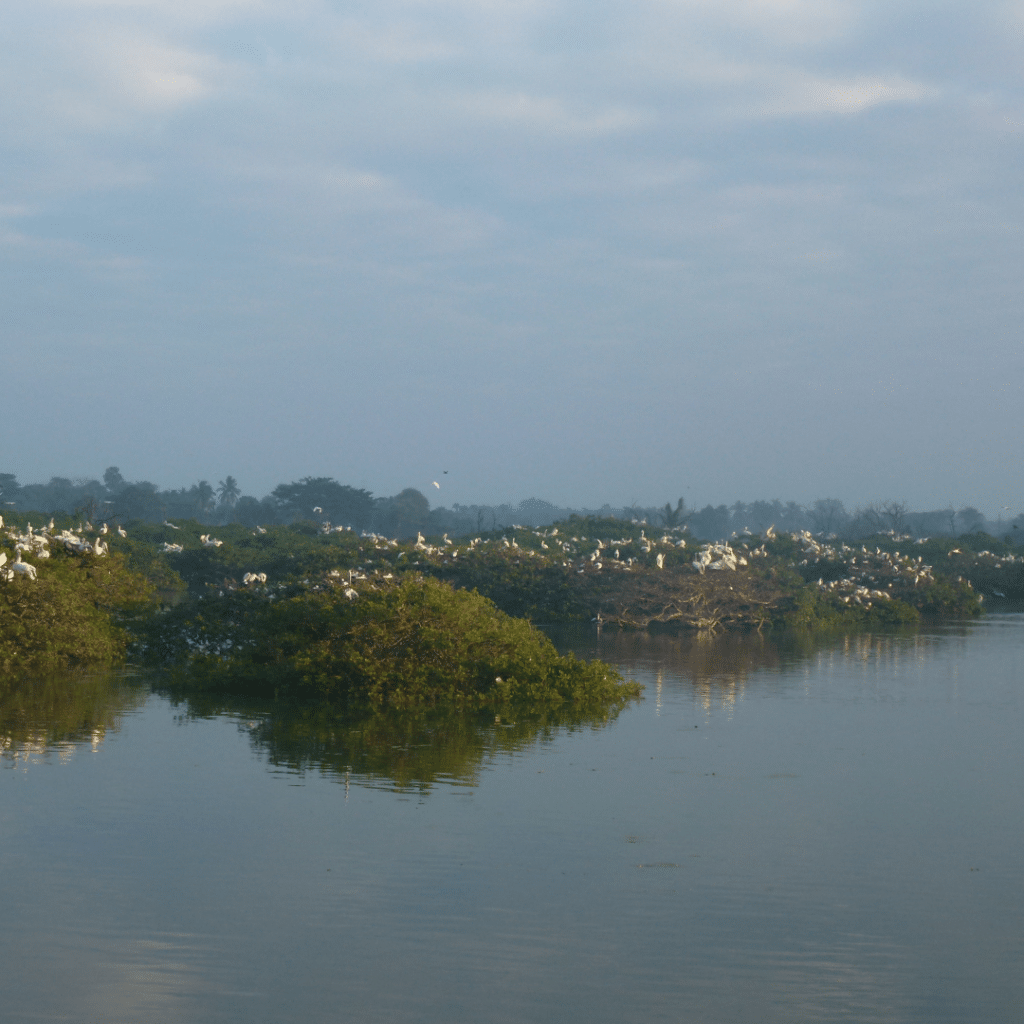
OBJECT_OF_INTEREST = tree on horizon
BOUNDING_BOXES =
[217,476,241,508]
[271,477,374,529]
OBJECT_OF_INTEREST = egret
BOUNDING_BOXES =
[117,526,128,538]
[432,481,440,489]
[162,521,180,530]
[10,553,37,580]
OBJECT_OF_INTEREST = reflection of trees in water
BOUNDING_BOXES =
[812,628,970,679]
[162,691,633,793]
[544,624,958,713]
[0,671,146,769]
[545,626,797,705]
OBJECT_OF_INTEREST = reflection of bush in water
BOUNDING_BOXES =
[0,671,146,759]
[162,693,633,792]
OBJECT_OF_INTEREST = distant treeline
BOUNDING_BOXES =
[1,469,1019,542]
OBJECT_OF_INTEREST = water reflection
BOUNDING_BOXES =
[544,623,970,714]
[0,622,986,788]
[161,691,635,794]
[3,619,1023,1024]
[0,671,146,770]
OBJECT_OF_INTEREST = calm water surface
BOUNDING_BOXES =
[2,616,1022,1023]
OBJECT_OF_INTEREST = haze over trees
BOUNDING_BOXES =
[1,468,1020,542]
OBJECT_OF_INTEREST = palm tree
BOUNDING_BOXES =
[217,476,241,508]
[660,498,687,528]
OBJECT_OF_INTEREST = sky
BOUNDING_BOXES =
[1,0,1022,514]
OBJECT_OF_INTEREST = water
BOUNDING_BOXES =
[2,617,1022,1023]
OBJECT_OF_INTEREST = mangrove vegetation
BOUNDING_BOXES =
[1,500,1015,706]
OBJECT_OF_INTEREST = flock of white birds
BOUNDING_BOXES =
[3,507,998,611]
[0,516,126,583]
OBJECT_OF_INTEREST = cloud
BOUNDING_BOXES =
[452,91,650,137]
[2,0,1023,509]
[86,32,223,112]
[653,0,854,47]
[758,72,936,117]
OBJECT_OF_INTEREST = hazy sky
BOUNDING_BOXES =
[2,0,1022,513]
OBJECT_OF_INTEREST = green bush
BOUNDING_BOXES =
[0,551,153,673]
[144,575,640,711]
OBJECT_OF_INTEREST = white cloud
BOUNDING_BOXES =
[42,0,277,25]
[88,32,222,111]
[452,91,650,137]
[758,72,936,117]
[330,19,461,64]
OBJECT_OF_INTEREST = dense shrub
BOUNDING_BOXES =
[142,575,640,711]
[0,551,152,673]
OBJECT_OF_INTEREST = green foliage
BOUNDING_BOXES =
[0,550,153,673]
[143,576,640,711]
[118,518,370,593]
[0,507,999,691]
[271,477,374,529]
[779,586,920,630]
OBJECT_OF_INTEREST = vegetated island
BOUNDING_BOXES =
[2,511,1010,705]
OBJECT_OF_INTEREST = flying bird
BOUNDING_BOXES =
[432,481,440,489]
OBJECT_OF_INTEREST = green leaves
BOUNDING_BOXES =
[0,550,153,673]
[143,576,640,712]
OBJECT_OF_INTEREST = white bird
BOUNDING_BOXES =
[92,538,108,556]
[432,481,440,489]
[99,523,108,535]
[117,526,128,538]
[10,552,37,580]
[255,525,267,534]
[656,553,665,569]
[162,521,180,530]
[313,507,323,514]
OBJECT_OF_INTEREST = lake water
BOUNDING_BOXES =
[2,615,1023,1023]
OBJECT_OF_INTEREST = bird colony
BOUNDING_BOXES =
[0,518,115,582]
